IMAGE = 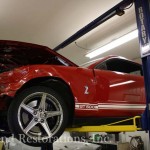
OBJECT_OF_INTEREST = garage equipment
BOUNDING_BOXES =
[134,0,150,138]
[66,116,141,132]
[51,0,150,149]
[28,115,142,150]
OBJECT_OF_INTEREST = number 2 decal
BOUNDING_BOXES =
[84,86,89,94]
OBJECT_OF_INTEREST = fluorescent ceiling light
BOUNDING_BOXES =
[85,30,138,59]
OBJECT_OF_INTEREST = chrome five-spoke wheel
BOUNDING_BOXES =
[8,86,68,146]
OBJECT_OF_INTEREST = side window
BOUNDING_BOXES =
[95,58,143,76]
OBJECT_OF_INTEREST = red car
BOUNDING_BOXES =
[0,40,145,146]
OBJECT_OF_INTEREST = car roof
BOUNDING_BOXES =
[81,55,138,69]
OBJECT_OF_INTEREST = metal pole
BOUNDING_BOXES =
[134,0,150,142]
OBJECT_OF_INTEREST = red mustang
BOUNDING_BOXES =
[0,40,145,146]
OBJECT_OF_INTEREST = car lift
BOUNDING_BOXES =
[0,0,149,150]
[40,0,150,149]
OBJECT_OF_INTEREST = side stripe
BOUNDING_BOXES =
[75,103,146,110]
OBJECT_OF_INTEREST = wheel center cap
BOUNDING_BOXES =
[40,112,46,118]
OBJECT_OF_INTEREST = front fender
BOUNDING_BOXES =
[0,65,68,97]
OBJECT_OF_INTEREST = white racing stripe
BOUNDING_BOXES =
[75,103,146,110]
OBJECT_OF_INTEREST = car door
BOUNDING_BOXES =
[93,58,145,117]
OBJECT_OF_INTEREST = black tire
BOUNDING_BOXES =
[8,86,68,146]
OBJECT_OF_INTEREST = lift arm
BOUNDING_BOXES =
[66,116,141,132]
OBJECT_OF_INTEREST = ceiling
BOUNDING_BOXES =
[0,0,141,65]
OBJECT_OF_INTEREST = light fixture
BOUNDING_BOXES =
[85,29,138,59]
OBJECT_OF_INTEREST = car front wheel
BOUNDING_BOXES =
[8,86,68,146]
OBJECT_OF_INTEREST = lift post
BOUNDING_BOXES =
[134,0,150,139]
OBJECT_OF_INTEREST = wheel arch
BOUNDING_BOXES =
[15,76,75,126]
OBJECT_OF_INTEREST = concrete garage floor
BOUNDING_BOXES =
[4,140,101,150]
[4,132,101,150]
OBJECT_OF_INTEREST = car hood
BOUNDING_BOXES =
[0,40,78,73]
